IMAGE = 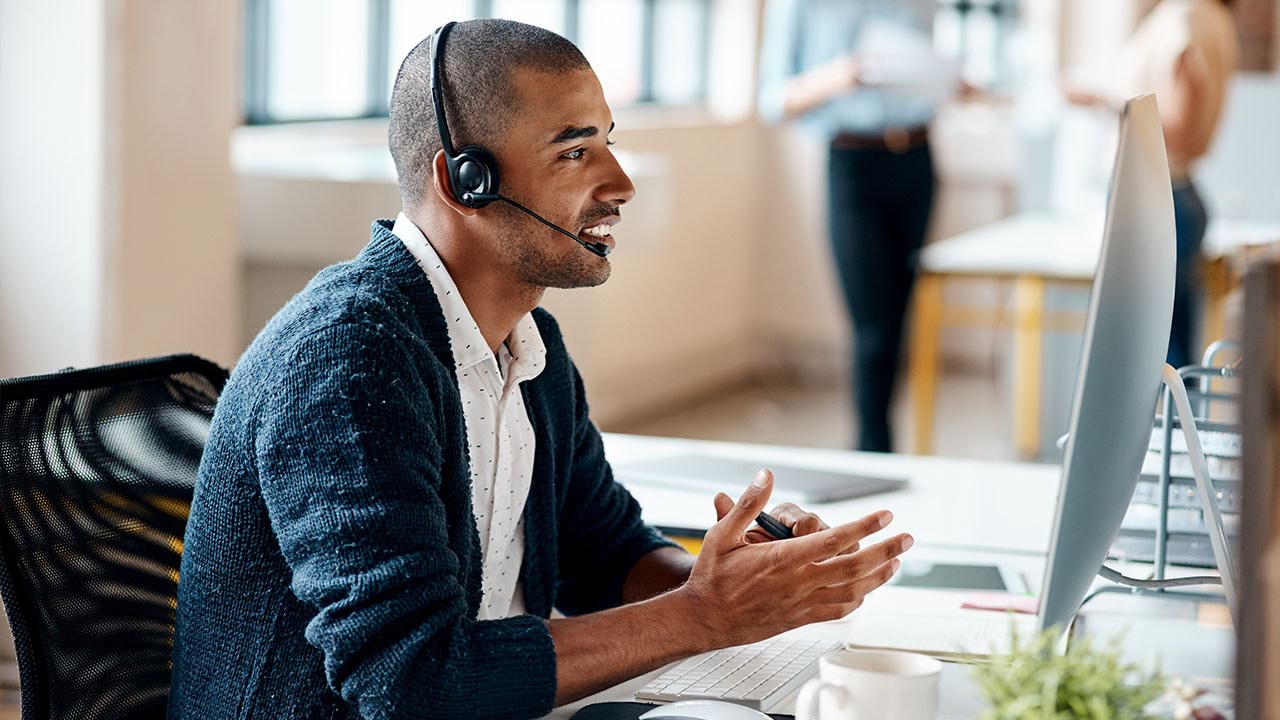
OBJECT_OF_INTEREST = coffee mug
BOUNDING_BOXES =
[795,649,942,720]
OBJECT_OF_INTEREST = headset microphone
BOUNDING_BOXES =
[432,22,612,259]
[497,196,613,258]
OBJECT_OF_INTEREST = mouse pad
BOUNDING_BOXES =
[570,701,793,720]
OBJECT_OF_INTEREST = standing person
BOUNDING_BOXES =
[167,19,912,719]
[759,0,955,453]
[1065,0,1239,369]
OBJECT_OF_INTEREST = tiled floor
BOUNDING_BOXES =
[611,368,1016,461]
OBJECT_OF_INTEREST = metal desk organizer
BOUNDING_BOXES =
[1087,341,1242,623]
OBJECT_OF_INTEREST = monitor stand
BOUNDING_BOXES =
[1089,364,1240,627]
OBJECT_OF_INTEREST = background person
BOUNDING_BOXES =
[1064,0,1239,369]
[759,0,958,453]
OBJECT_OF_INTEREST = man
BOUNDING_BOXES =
[169,19,911,719]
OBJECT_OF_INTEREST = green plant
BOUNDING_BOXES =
[973,623,1165,720]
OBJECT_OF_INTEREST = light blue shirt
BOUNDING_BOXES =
[759,0,942,137]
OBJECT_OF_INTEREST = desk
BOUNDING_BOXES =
[604,433,1061,556]
[549,434,1235,719]
[909,213,1280,459]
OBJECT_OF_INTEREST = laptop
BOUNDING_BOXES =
[614,453,907,504]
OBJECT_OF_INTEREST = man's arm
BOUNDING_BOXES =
[622,546,696,604]
[549,471,912,706]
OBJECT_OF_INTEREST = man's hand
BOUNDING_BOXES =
[680,469,911,648]
[712,469,840,545]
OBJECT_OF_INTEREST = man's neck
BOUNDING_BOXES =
[452,266,543,355]
[411,210,543,355]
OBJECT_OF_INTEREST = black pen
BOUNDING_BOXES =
[754,511,793,540]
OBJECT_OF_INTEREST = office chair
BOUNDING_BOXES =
[0,355,227,720]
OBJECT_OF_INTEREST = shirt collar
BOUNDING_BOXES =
[391,212,546,380]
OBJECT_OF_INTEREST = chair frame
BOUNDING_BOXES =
[0,354,227,719]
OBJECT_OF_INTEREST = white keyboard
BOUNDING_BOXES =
[636,637,840,710]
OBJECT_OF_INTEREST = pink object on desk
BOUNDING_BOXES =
[960,593,1040,615]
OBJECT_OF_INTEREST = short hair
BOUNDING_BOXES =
[388,19,591,211]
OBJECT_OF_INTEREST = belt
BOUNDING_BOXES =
[831,126,929,154]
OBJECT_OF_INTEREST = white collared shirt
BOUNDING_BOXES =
[392,212,547,620]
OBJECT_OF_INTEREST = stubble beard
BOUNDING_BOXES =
[494,202,612,290]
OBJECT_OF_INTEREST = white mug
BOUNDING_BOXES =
[795,649,942,720]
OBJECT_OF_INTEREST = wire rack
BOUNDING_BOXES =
[1083,341,1242,613]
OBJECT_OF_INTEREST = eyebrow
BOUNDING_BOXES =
[548,121,615,145]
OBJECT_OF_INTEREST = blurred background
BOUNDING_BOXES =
[3,0,1279,466]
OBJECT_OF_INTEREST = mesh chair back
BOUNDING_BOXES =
[0,355,227,720]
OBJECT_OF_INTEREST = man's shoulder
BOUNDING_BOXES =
[274,249,432,345]
[231,255,443,396]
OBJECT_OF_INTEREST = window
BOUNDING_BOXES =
[933,0,1018,89]
[243,0,712,124]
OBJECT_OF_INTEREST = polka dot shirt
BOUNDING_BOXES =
[393,213,547,621]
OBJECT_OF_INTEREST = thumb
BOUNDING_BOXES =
[708,469,773,543]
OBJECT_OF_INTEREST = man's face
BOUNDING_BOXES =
[488,67,636,289]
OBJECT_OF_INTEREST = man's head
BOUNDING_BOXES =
[389,19,635,289]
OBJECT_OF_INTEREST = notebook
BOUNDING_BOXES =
[614,454,907,504]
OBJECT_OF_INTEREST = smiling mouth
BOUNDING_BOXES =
[579,218,618,246]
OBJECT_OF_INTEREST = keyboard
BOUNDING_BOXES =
[635,637,840,710]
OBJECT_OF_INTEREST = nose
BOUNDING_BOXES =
[596,149,636,206]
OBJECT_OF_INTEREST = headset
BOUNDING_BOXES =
[428,21,612,258]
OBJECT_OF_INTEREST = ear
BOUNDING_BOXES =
[431,149,480,217]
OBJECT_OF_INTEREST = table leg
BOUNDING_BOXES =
[1013,276,1045,459]
[1202,256,1230,352]
[910,274,943,455]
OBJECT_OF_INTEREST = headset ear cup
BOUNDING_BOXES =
[448,146,500,208]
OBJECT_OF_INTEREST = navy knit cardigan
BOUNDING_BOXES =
[168,221,674,719]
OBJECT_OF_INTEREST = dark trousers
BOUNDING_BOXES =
[1167,182,1208,370]
[827,142,935,452]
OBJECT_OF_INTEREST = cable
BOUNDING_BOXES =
[1097,564,1222,589]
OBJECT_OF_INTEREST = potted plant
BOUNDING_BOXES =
[972,625,1165,719]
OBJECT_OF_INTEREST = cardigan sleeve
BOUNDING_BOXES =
[553,362,679,616]
[253,321,556,720]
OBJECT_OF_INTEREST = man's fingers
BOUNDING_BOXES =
[713,492,734,521]
[783,510,893,562]
[812,534,913,585]
[768,502,828,536]
[805,558,902,619]
[706,469,774,545]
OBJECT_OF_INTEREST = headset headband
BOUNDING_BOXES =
[429,21,459,159]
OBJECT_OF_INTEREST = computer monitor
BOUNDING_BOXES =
[1037,94,1177,633]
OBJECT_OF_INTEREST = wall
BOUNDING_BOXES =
[0,0,107,377]
[107,1,240,368]
[0,0,240,378]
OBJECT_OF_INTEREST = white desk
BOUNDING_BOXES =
[547,434,1235,719]
[910,212,1280,458]
[604,433,1061,556]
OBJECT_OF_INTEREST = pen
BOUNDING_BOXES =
[754,511,793,540]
